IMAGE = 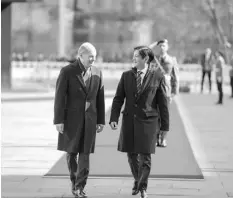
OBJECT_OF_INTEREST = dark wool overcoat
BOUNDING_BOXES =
[54,59,105,154]
[109,67,169,154]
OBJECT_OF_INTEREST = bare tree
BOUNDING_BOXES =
[203,0,232,63]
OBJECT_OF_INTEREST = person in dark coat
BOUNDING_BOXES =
[200,48,214,93]
[54,42,105,197]
[109,46,169,198]
[214,51,225,104]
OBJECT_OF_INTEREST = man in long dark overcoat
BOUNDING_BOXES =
[54,42,105,197]
[109,46,169,198]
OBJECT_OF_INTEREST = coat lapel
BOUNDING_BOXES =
[72,60,88,95]
[131,67,138,95]
[76,75,88,95]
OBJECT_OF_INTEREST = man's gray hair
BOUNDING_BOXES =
[78,42,97,57]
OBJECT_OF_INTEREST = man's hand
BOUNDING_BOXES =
[96,124,104,133]
[158,130,169,147]
[110,122,118,130]
[160,130,168,139]
[56,123,64,134]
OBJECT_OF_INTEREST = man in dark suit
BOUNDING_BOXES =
[200,48,213,93]
[109,46,169,198]
[214,51,225,104]
[54,42,105,197]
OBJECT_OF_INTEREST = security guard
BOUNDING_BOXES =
[150,39,179,147]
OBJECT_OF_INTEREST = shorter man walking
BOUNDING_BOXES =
[200,48,214,93]
[109,46,169,198]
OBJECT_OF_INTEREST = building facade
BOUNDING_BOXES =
[11,0,153,61]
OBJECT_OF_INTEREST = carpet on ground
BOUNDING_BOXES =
[45,102,203,179]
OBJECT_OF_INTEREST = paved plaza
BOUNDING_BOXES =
[1,90,233,198]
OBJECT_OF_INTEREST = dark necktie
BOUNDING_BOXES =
[136,71,143,94]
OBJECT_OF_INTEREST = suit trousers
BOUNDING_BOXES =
[66,152,90,189]
[127,153,151,191]
[201,70,212,92]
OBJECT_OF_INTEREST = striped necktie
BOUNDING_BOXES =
[136,71,143,94]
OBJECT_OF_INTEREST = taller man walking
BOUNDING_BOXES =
[54,42,105,197]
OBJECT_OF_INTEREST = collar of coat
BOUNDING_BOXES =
[132,65,151,75]
[71,59,87,75]
[77,58,89,75]
[71,59,93,95]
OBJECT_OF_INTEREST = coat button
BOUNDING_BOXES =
[134,114,136,117]
[134,104,137,107]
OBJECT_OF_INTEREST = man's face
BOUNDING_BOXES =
[80,51,96,68]
[132,50,147,70]
[159,43,169,54]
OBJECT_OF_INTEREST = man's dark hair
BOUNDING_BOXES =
[133,46,155,64]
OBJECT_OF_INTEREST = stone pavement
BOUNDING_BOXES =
[1,91,233,198]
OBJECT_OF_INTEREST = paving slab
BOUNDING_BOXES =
[2,92,233,197]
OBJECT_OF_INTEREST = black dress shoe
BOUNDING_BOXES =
[132,188,139,195]
[140,190,148,198]
[132,182,139,195]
